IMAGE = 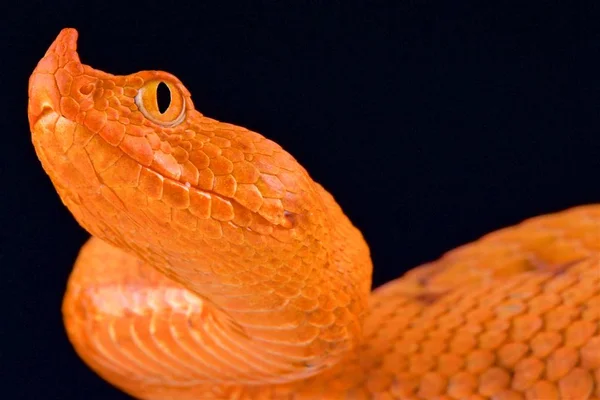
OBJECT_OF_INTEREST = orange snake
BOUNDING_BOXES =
[28,28,600,400]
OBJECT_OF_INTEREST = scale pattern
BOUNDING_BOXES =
[29,28,600,399]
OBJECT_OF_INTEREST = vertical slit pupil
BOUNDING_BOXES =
[156,82,171,114]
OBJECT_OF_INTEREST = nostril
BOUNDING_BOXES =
[79,83,94,95]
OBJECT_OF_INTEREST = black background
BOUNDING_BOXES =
[2,1,600,399]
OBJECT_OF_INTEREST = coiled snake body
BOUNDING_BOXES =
[29,29,600,399]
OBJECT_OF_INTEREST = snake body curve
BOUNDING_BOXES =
[29,29,600,399]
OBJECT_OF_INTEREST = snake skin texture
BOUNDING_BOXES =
[29,28,599,400]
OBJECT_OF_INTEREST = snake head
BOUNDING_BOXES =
[28,29,345,283]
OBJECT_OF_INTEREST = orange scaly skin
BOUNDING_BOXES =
[29,28,599,399]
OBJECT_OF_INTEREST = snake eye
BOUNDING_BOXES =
[135,80,186,127]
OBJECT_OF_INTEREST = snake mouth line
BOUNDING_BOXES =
[149,167,297,233]
[94,139,297,234]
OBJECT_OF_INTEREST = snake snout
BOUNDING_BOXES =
[28,28,81,128]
